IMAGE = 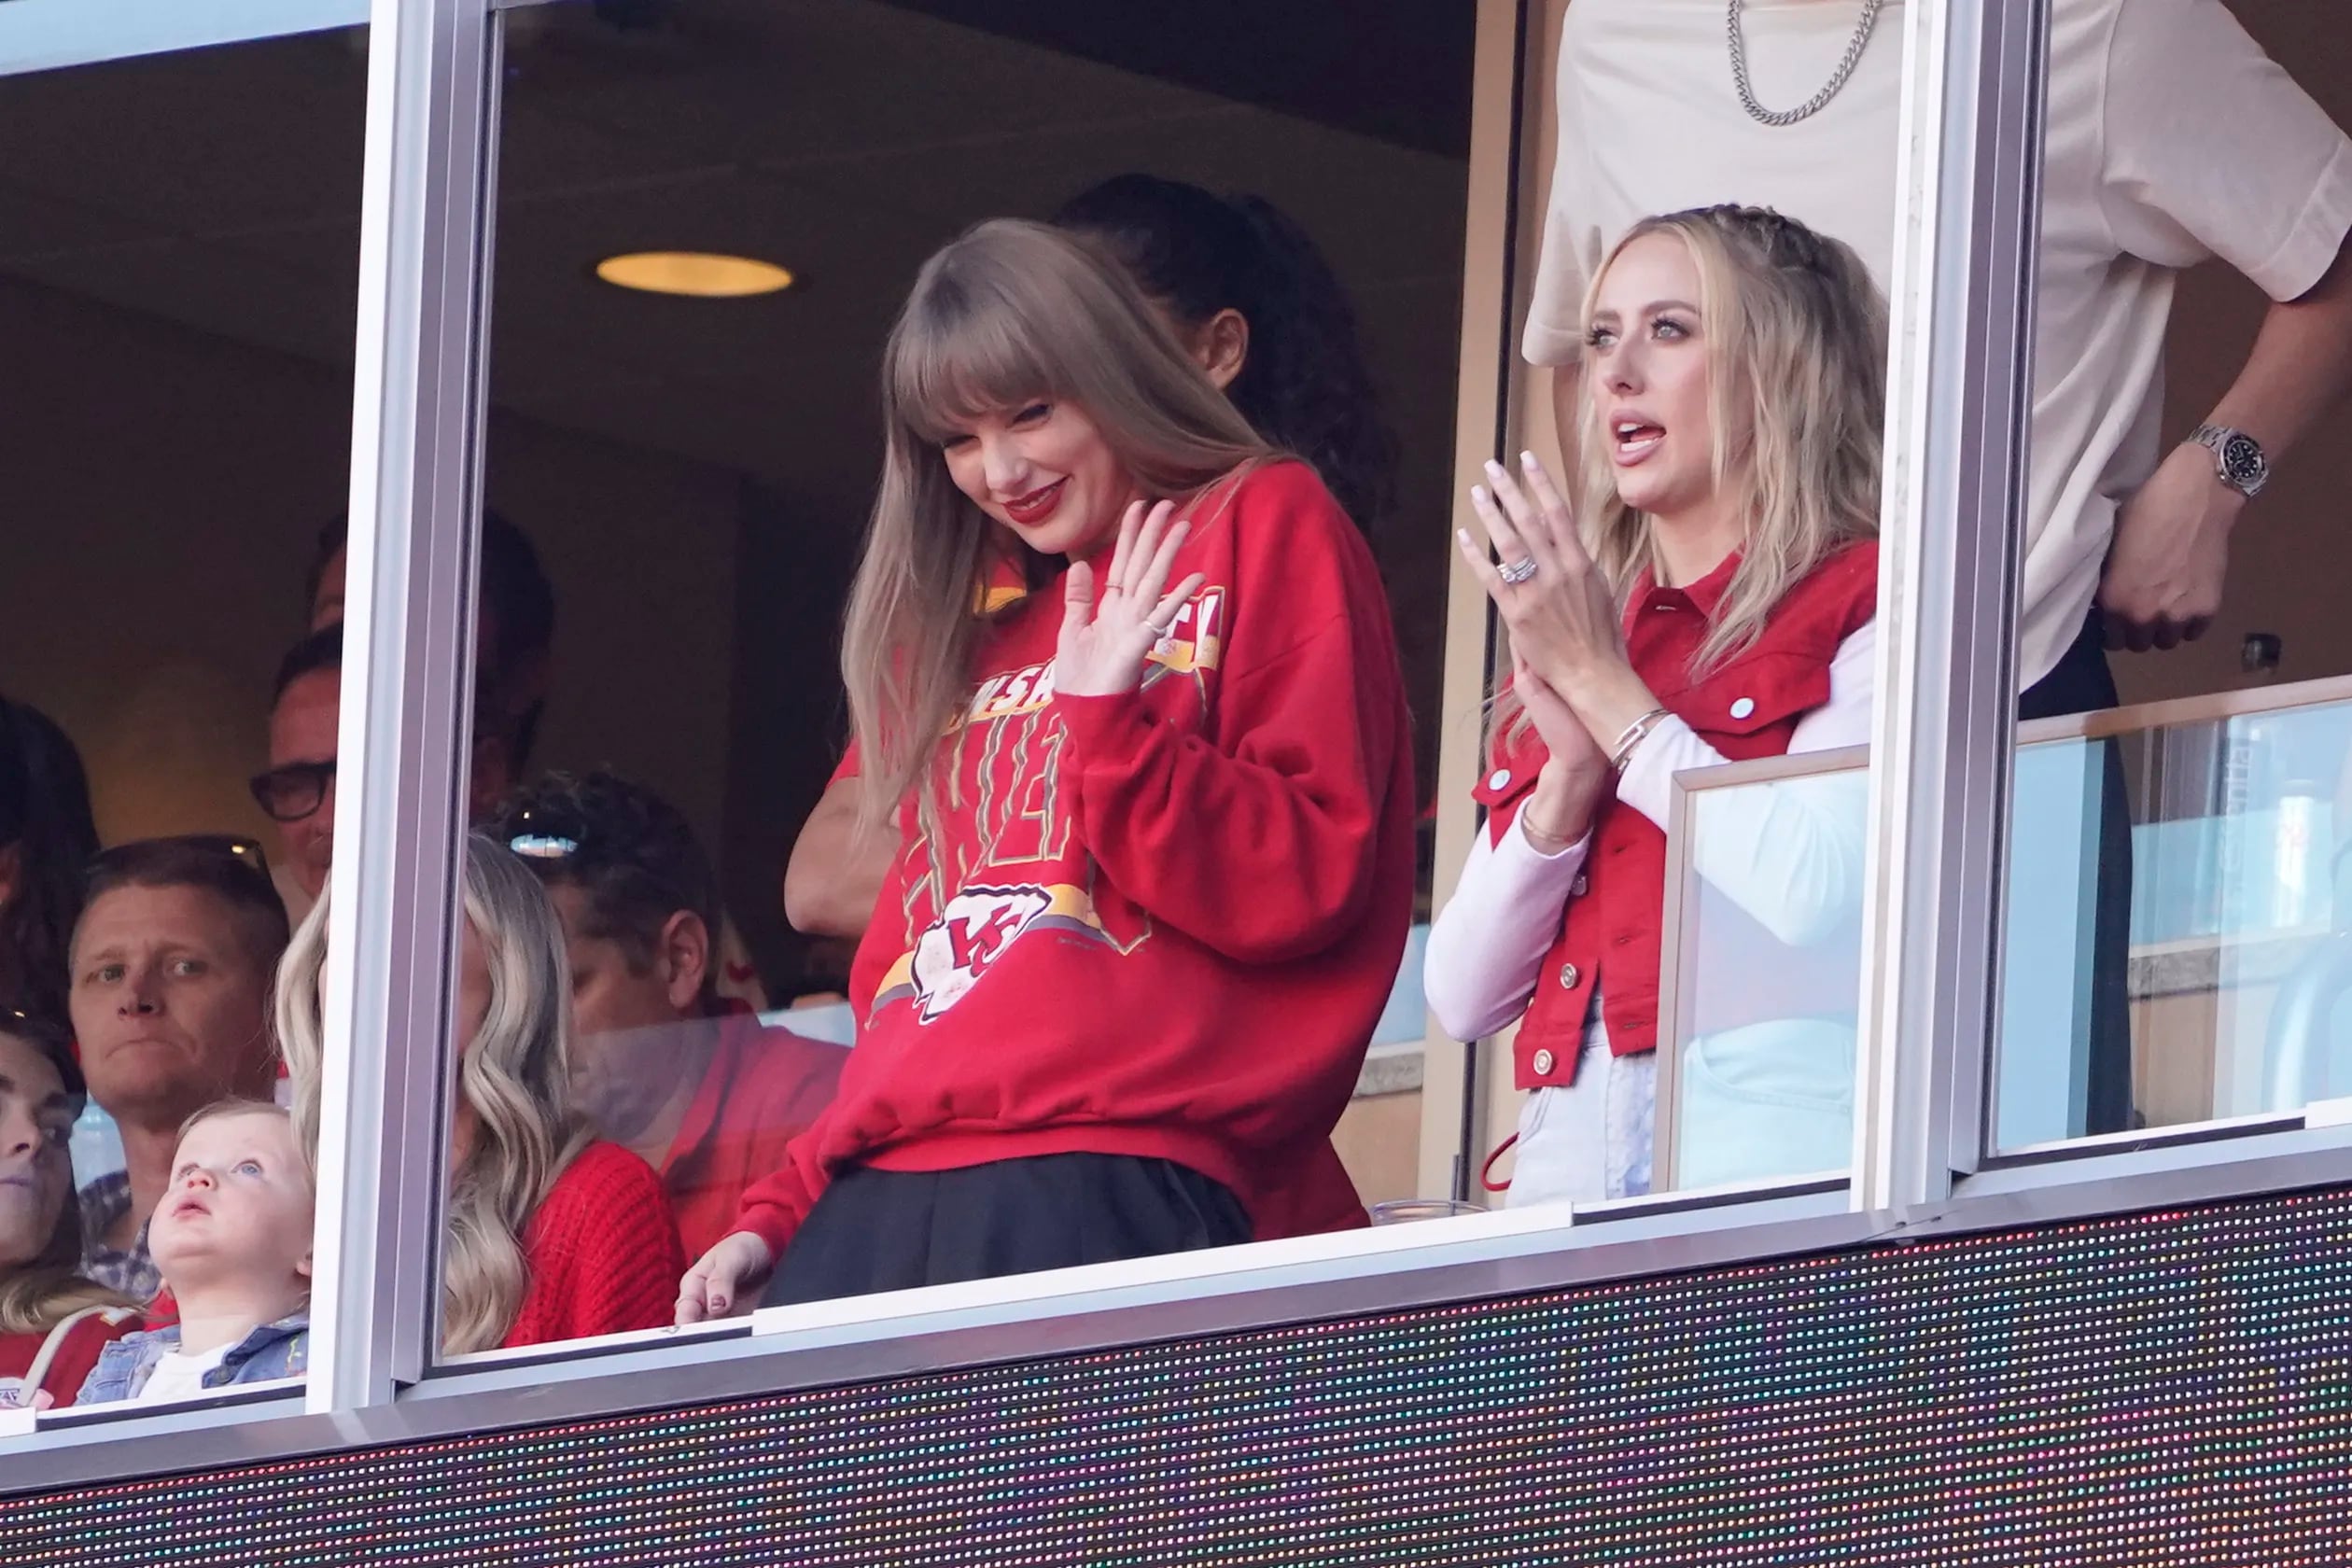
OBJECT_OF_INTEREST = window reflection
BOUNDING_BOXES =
[450,0,1476,1353]
[0,24,363,1412]
[282,837,684,1351]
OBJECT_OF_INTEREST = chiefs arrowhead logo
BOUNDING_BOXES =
[908,885,1054,1021]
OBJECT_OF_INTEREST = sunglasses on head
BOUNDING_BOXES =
[503,805,581,861]
[248,759,337,824]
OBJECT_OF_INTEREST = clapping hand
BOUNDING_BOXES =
[1055,499,1207,697]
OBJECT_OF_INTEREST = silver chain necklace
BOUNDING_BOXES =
[1727,0,1886,128]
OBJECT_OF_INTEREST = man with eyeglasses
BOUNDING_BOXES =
[253,626,343,917]
[68,839,288,1302]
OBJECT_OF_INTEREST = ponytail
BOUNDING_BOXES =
[1056,175,1399,536]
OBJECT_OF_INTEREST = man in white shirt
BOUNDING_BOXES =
[1525,0,2352,1140]
[1530,0,2352,694]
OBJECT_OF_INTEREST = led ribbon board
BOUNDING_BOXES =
[9,1187,2350,1564]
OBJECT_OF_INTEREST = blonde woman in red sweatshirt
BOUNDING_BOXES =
[679,219,1414,1317]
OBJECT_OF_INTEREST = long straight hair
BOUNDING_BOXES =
[277,834,592,1354]
[842,218,1273,821]
[0,1014,133,1336]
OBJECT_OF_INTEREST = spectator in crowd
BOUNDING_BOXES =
[292,520,771,1009]
[0,1014,138,1412]
[306,510,555,818]
[70,840,287,1302]
[486,772,844,1261]
[1427,206,1885,1204]
[279,834,683,1351]
[0,697,103,1026]
[679,218,1414,1318]
[252,627,343,914]
[1532,0,2352,1135]
[784,175,1400,945]
[75,1100,312,1405]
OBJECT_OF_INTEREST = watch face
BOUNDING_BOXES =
[2221,433,2266,488]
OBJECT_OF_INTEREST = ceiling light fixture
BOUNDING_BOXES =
[595,251,794,298]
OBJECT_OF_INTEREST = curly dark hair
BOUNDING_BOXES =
[482,771,719,998]
[1056,175,1400,536]
[0,698,101,1026]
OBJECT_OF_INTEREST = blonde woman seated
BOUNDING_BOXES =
[279,835,684,1351]
[1426,205,1884,1206]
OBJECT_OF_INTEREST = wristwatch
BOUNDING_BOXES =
[2190,423,2270,499]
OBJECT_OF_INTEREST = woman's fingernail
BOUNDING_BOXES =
[1470,485,1487,505]
[1520,451,1539,469]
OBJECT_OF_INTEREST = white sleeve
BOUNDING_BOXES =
[2100,0,2352,299]
[1521,9,1600,366]
[1423,810,1591,1041]
[1613,622,1876,947]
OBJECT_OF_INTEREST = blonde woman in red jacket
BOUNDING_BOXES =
[679,219,1414,1318]
[1427,205,1886,1208]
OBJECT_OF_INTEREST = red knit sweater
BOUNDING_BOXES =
[734,460,1415,1256]
[501,1141,684,1350]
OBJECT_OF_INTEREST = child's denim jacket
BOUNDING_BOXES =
[74,1310,309,1405]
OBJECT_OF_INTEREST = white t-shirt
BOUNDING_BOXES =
[1527,0,2352,689]
[133,1342,233,1405]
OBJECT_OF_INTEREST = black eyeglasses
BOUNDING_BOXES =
[88,834,274,886]
[248,759,337,824]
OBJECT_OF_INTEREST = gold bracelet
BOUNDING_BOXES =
[1608,707,1672,773]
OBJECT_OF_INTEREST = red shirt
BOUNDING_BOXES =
[735,461,1414,1254]
[660,1017,845,1261]
[501,1141,685,1349]
[0,1307,139,1409]
[1477,544,1878,1088]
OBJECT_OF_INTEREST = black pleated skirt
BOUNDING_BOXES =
[760,1151,1253,1309]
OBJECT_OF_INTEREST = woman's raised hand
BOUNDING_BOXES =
[1455,451,1628,699]
[1055,499,1208,698]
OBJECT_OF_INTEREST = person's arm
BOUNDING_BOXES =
[1614,623,1876,948]
[1423,811,1589,1042]
[1053,483,1405,966]
[2103,237,2352,650]
[2096,0,2352,651]
[782,776,895,940]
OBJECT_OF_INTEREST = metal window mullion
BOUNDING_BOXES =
[309,0,498,1414]
[1854,0,2046,1216]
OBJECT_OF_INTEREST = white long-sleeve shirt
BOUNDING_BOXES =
[1424,623,1876,1042]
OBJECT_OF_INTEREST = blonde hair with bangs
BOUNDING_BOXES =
[844,217,1273,821]
[1580,205,1883,665]
[277,834,592,1355]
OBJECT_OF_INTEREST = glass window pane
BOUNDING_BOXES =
[1659,761,1868,1193]
[1996,696,2352,1146]
[1994,0,2352,1155]
[0,26,365,1419]
[427,0,1479,1360]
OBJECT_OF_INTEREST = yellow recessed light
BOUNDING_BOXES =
[595,251,794,299]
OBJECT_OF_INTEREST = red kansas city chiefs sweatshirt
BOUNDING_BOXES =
[732,459,1416,1256]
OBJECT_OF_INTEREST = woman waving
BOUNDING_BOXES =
[681,219,1414,1315]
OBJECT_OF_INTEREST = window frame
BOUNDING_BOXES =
[32,0,2352,1501]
